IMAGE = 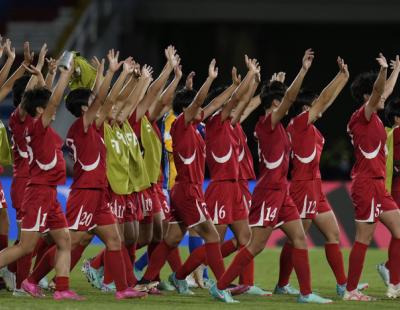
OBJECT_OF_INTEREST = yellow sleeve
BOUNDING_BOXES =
[164,112,176,153]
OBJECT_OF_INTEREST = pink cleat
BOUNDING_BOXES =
[116,287,148,300]
[228,284,250,296]
[53,290,86,301]
[21,279,45,298]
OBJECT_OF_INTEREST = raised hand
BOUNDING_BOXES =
[165,45,178,68]
[23,41,34,65]
[37,43,48,68]
[133,62,141,78]
[376,52,388,68]
[4,39,15,60]
[91,56,105,71]
[390,55,400,71]
[174,64,183,79]
[302,48,314,71]
[232,66,241,85]
[141,64,154,80]
[185,71,195,90]
[208,59,218,79]
[0,36,4,58]
[337,56,349,78]
[46,57,58,75]
[23,64,43,77]
[276,72,286,83]
[107,49,123,73]
[123,57,135,74]
[248,58,260,74]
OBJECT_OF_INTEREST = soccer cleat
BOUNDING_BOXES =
[343,289,376,301]
[337,282,369,297]
[21,279,45,298]
[274,283,299,295]
[101,281,116,292]
[158,280,175,291]
[186,273,198,288]
[298,293,333,304]
[0,267,16,291]
[38,277,49,290]
[245,285,273,296]
[204,278,214,289]
[115,287,147,300]
[148,287,163,295]
[53,290,85,301]
[13,288,31,297]
[377,263,389,287]
[134,279,159,292]
[81,259,102,289]
[209,283,239,303]
[228,284,250,296]
[169,273,194,295]
[386,283,400,299]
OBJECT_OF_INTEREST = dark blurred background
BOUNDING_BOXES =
[2,0,400,179]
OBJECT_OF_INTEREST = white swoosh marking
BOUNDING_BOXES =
[17,145,28,158]
[262,152,284,170]
[359,142,381,159]
[238,147,245,162]
[178,150,196,165]
[78,153,100,171]
[36,151,57,171]
[212,145,233,164]
[294,146,316,164]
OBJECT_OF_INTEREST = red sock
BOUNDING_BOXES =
[33,238,52,269]
[28,246,56,284]
[325,243,347,285]
[54,276,69,291]
[221,239,238,257]
[217,247,253,290]
[205,242,225,280]
[0,234,7,251]
[148,242,161,281]
[278,242,293,287]
[176,245,206,280]
[292,248,312,296]
[8,240,19,273]
[90,249,105,269]
[121,243,137,286]
[142,241,173,281]
[167,247,182,272]
[346,241,368,291]
[105,249,127,291]
[239,245,254,286]
[388,238,400,285]
[126,243,136,265]
[70,244,87,271]
[16,254,32,289]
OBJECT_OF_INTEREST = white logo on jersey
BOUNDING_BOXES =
[262,152,284,170]
[211,145,233,164]
[79,153,100,171]
[36,151,58,171]
[238,147,245,162]
[359,142,381,159]
[178,150,197,165]
[294,146,316,164]
[17,144,28,159]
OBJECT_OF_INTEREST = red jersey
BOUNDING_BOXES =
[234,123,255,180]
[66,117,107,189]
[205,112,240,181]
[25,117,66,186]
[287,111,324,181]
[171,113,205,185]
[391,127,400,191]
[9,107,33,178]
[347,106,387,179]
[254,113,290,189]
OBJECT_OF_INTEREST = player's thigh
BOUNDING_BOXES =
[95,224,121,250]
[19,230,42,253]
[69,230,91,248]
[247,226,273,256]
[230,218,251,246]
[152,211,163,242]
[164,222,187,247]
[48,228,71,250]
[301,218,312,233]
[215,224,228,242]
[313,211,340,243]
[380,209,400,239]
[193,220,220,243]
[124,221,138,245]
[281,219,307,249]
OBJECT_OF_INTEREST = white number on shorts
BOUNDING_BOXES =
[375,203,382,218]
[264,207,277,222]
[218,205,226,219]
[79,212,93,227]
[40,213,48,227]
[163,201,170,213]
[306,201,317,214]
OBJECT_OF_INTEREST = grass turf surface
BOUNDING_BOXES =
[0,246,398,309]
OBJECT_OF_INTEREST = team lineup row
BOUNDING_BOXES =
[0,36,398,303]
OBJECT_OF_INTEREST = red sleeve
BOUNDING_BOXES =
[291,111,309,132]
[259,113,273,132]
[353,106,369,124]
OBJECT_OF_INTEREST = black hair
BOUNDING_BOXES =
[12,75,30,107]
[172,88,197,115]
[292,89,318,115]
[350,71,377,104]
[21,87,52,117]
[65,88,92,117]
[260,81,287,110]
[385,97,400,127]
[203,86,228,106]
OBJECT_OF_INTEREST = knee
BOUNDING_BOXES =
[325,230,340,244]
[202,228,220,244]
[247,239,264,256]
[164,235,180,248]
[18,241,36,255]
[291,233,307,249]
[56,230,71,251]
[237,229,251,247]
[105,234,122,251]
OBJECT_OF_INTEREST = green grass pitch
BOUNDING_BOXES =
[0,246,398,309]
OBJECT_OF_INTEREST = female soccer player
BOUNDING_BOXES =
[212,49,332,304]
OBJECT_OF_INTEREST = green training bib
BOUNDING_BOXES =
[140,116,161,184]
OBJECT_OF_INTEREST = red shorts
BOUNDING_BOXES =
[290,179,331,220]
[21,184,67,233]
[393,190,400,207]
[351,178,398,223]
[249,186,300,228]
[154,183,170,221]
[170,182,211,228]
[239,179,252,211]
[138,185,163,224]
[125,193,143,222]
[107,189,126,225]
[66,188,115,231]
[205,180,248,225]
[0,180,7,210]
[11,178,27,221]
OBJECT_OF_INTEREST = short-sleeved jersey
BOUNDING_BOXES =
[234,123,255,180]
[347,106,387,179]
[25,117,66,186]
[205,112,240,181]
[66,117,107,189]
[287,111,324,181]
[9,107,33,178]
[171,113,205,185]
[254,113,290,189]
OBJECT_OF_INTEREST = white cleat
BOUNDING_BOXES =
[0,267,16,291]
[343,289,376,301]
[386,284,400,299]
[13,288,31,297]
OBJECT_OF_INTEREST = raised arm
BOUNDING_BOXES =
[184,59,218,125]
[0,39,15,87]
[25,43,48,90]
[44,57,58,89]
[308,57,349,124]
[90,56,105,95]
[382,55,400,100]
[365,53,388,121]
[271,49,314,127]
[42,63,74,128]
